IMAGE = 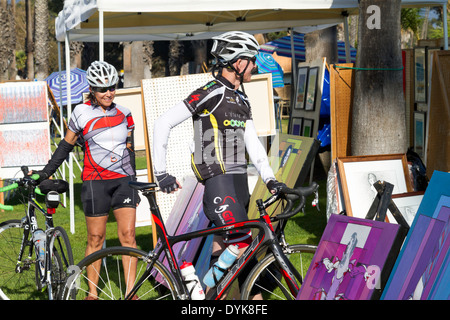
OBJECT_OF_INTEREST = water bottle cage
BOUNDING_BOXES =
[212,265,227,286]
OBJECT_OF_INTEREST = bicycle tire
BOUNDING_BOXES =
[240,244,317,300]
[0,219,41,300]
[61,246,179,300]
[48,226,74,300]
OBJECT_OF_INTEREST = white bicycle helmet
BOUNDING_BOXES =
[211,31,260,64]
[86,61,119,87]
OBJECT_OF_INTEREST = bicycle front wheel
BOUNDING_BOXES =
[241,244,317,300]
[0,219,41,300]
[49,226,74,300]
[61,246,179,300]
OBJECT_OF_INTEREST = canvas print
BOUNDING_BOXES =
[305,67,318,111]
[302,118,314,137]
[290,117,303,135]
[381,207,450,300]
[294,67,308,109]
[389,192,424,226]
[297,214,402,300]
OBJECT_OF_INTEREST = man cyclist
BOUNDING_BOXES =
[152,31,285,297]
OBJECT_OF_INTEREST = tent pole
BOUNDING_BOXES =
[65,32,75,234]
[57,41,66,208]
[99,10,104,61]
[444,4,448,50]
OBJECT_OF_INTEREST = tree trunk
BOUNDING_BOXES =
[25,0,34,80]
[0,0,14,81]
[34,0,48,80]
[352,0,407,156]
[168,40,183,76]
[304,26,338,64]
[9,0,16,80]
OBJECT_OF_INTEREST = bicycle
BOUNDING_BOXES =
[61,179,319,300]
[0,166,74,300]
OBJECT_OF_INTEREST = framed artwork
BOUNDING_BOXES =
[290,117,303,136]
[305,67,319,111]
[302,118,314,137]
[389,192,424,226]
[414,47,427,103]
[337,154,413,218]
[294,67,308,110]
[413,111,426,159]
[297,214,404,300]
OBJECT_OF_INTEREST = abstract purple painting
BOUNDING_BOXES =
[297,214,402,300]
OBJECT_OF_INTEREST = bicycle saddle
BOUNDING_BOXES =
[129,181,158,191]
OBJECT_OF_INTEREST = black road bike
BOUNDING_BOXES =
[0,166,74,300]
[61,180,319,300]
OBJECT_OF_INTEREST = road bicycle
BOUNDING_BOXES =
[61,179,319,300]
[0,166,74,300]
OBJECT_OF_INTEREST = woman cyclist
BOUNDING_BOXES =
[35,60,140,300]
[152,31,285,297]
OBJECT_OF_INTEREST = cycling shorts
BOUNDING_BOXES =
[202,173,252,247]
[81,176,140,217]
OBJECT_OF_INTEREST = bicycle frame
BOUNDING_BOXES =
[129,187,303,300]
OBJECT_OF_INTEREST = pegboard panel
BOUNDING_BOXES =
[142,73,214,221]
[330,63,354,161]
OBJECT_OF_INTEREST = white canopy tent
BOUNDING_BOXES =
[55,0,448,233]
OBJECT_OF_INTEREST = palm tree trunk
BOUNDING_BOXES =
[34,0,49,80]
[352,0,407,156]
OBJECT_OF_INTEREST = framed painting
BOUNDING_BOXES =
[304,66,319,111]
[294,67,308,110]
[302,118,314,137]
[337,154,413,218]
[413,111,426,159]
[290,117,303,136]
[414,47,427,103]
[297,214,404,300]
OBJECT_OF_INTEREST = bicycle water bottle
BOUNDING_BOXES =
[33,229,46,266]
[180,261,205,300]
[203,244,239,288]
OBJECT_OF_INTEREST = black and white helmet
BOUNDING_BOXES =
[86,61,119,87]
[211,31,260,64]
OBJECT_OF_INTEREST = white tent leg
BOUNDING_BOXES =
[99,10,104,61]
[65,32,75,235]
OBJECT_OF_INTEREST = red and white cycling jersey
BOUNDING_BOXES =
[68,101,135,181]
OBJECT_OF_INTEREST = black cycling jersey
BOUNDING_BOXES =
[183,75,252,182]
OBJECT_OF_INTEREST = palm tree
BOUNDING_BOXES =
[0,0,15,81]
[352,0,407,156]
[35,0,49,80]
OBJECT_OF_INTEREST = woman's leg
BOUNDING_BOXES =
[114,207,137,297]
[84,215,109,299]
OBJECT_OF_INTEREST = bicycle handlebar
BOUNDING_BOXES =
[258,182,319,221]
[0,167,41,211]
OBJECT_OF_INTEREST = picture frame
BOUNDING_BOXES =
[294,67,308,110]
[389,192,425,226]
[414,47,427,103]
[302,118,314,137]
[290,117,303,136]
[337,154,413,218]
[305,66,319,111]
[413,111,426,159]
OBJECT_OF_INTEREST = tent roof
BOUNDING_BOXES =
[55,0,448,42]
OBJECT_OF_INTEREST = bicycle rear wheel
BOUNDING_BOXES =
[0,220,43,300]
[61,246,179,300]
[240,244,317,300]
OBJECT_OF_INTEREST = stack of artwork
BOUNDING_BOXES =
[298,160,450,300]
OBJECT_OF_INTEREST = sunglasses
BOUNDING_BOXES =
[92,86,116,93]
